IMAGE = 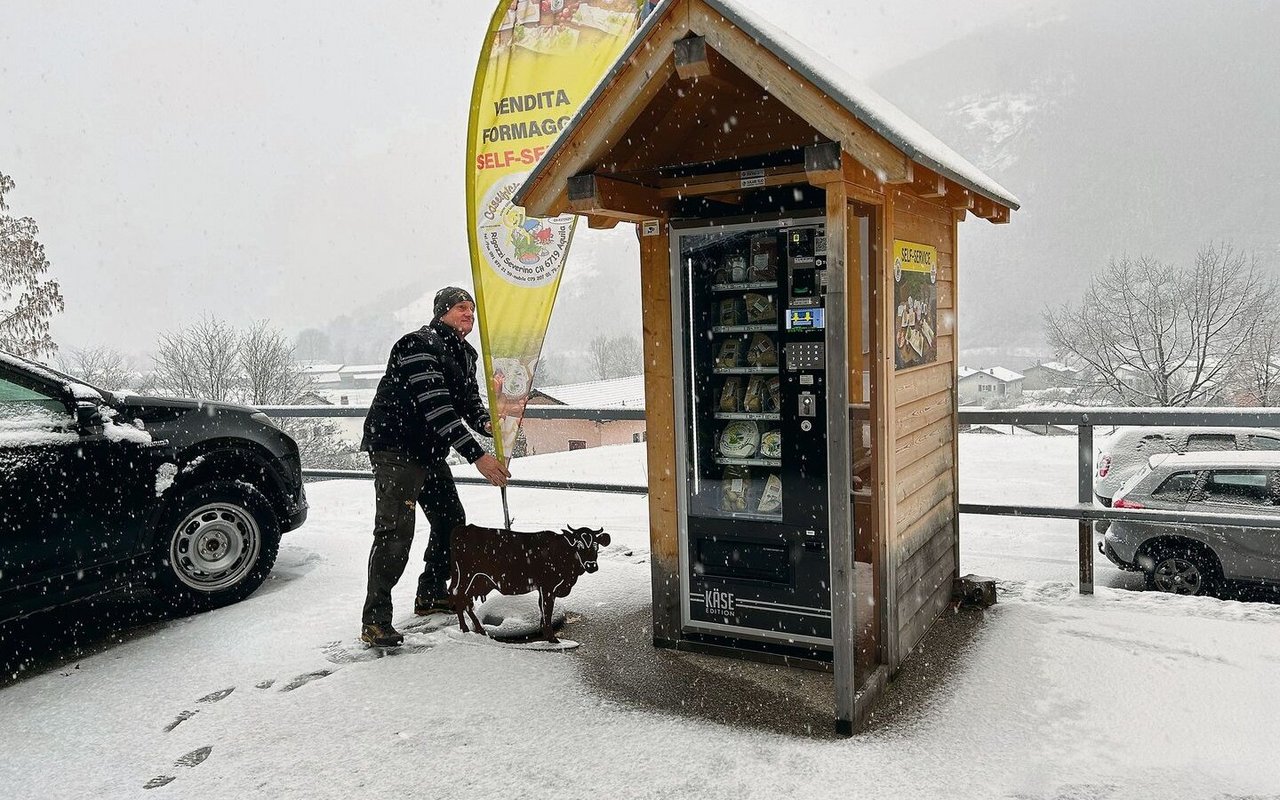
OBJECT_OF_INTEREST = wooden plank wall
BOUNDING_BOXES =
[888,189,960,659]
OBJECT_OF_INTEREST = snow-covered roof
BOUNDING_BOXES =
[299,362,345,374]
[1030,361,1079,374]
[310,388,379,406]
[339,364,385,376]
[958,365,1024,383]
[516,0,1019,212]
[985,366,1025,383]
[533,375,646,408]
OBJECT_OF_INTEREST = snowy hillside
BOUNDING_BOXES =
[873,0,1280,362]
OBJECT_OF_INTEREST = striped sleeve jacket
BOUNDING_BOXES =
[360,321,489,464]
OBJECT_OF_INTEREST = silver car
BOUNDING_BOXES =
[1101,451,1280,596]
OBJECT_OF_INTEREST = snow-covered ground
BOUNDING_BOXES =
[3,436,1280,799]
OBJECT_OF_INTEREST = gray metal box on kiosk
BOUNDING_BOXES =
[670,215,832,653]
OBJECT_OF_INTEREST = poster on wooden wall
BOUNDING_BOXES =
[892,240,938,370]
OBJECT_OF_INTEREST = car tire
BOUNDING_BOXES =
[1143,542,1219,597]
[152,480,281,612]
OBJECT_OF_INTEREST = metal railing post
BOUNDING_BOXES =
[1077,419,1094,595]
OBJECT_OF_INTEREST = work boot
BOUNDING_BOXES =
[360,622,404,647]
[414,596,453,616]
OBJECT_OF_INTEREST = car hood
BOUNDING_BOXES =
[110,394,260,423]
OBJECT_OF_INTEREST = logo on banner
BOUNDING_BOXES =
[477,173,573,288]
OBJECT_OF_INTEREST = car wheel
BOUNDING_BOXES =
[1143,543,1219,597]
[153,481,280,611]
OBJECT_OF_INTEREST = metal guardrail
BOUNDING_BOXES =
[263,404,649,495]
[266,403,1280,589]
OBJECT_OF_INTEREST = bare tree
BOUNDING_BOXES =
[1045,244,1276,407]
[241,320,308,405]
[0,172,64,358]
[64,345,154,393]
[1235,307,1280,406]
[586,334,643,380]
[152,315,242,401]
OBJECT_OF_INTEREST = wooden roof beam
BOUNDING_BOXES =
[971,195,1011,224]
[658,163,808,198]
[910,165,947,199]
[568,174,670,222]
[586,214,622,230]
[674,36,711,81]
[944,183,973,212]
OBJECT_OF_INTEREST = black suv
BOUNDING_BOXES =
[0,350,307,622]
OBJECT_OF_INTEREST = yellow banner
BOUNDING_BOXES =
[467,0,645,462]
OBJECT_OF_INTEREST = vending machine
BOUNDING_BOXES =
[671,215,832,651]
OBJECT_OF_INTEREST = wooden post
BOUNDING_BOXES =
[1078,422,1095,594]
[826,179,855,736]
[875,196,900,671]
[638,220,682,643]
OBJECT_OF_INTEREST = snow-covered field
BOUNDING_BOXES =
[3,436,1280,799]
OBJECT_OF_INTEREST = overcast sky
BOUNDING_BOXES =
[1,0,1035,358]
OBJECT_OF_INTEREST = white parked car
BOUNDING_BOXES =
[1094,426,1280,506]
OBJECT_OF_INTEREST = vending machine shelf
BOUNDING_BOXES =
[711,281,776,292]
[715,456,782,468]
[714,412,781,422]
[713,366,778,375]
[711,324,776,334]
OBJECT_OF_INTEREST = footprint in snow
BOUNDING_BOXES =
[163,709,198,733]
[142,746,213,789]
[196,687,234,704]
[280,669,334,691]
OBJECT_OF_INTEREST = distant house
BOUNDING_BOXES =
[1022,361,1081,391]
[338,364,385,389]
[521,375,647,456]
[299,362,344,387]
[293,387,377,445]
[957,366,1025,406]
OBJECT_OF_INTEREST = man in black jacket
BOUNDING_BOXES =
[359,286,510,647]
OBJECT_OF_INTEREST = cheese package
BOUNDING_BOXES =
[718,377,743,413]
[720,466,751,512]
[714,338,744,368]
[757,474,783,514]
[748,234,778,281]
[759,429,782,459]
[745,333,778,367]
[743,375,766,413]
[765,376,782,413]
[718,420,760,458]
[744,293,777,324]
[718,297,743,326]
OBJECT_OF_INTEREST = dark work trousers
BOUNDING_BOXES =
[362,451,466,626]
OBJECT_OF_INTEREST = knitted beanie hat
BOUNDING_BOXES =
[433,286,475,319]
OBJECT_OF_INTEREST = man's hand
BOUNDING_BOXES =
[474,453,510,488]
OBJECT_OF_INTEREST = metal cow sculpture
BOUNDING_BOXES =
[448,524,610,643]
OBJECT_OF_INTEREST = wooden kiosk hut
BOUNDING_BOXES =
[514,0,1018,733]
